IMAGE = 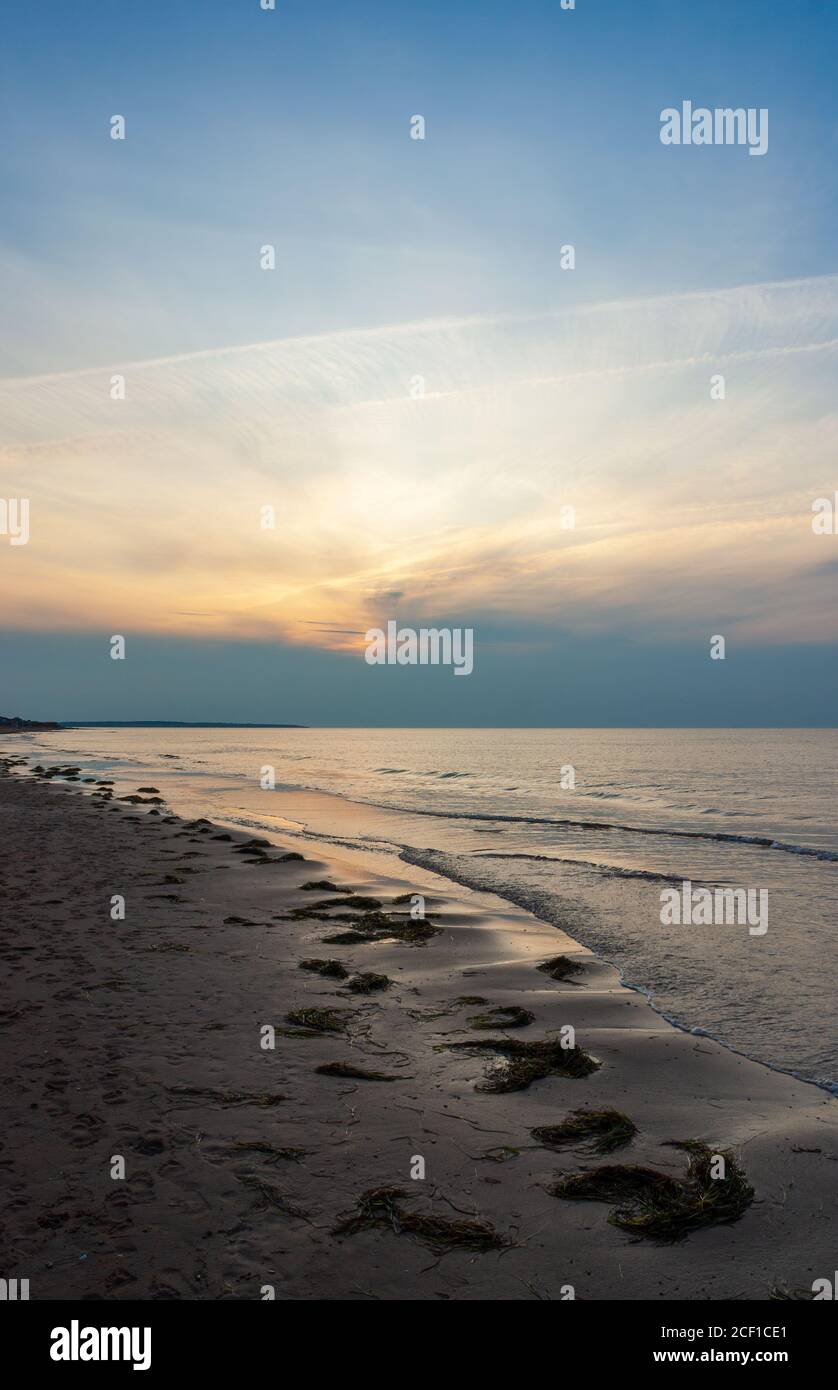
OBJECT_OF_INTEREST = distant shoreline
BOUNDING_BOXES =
[2,720,307,730]
[68,722,309,728]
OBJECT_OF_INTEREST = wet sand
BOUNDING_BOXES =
[1,756,836,1301]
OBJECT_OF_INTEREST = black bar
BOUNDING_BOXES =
[2,1298,831,1377]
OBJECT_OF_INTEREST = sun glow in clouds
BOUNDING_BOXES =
[1,274,837,650]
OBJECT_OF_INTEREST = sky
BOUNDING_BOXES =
[1,0,837,725]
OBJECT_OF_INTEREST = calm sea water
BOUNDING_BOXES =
[15,727,838,1089]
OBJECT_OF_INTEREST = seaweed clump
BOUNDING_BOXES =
[280,894,440,945]
[282,1006,349,1037]
[346,972,391,994]
[532,1107,637,1155]
[287,895,382,915]
[321,930,373,945]
[321,912,440,946]
[298,958,350,979]
[315,1061,398,1081]
[547,1140,754,1242]
[444,1034,600,1093]
[249,852,305,865]
[168,1086,285,1108]
[468,1005,534,1030]
[334,1186,508,1253]
[537,955,584,981]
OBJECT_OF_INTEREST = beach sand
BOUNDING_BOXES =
[1,756,836,1301]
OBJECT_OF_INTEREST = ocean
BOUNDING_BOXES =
[15,726,838,1090]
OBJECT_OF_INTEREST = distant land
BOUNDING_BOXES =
[0,715,62,732]
[68,721,308,729]
[1,716,306,731]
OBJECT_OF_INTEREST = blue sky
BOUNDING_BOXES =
[1,0,837,724]
[3,0,837,373]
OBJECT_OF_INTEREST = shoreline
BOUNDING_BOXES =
[2,754,837,1301]
[396,847,838,1102]
[17,733,836,1097]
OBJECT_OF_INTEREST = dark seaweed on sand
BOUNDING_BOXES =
[443,1034,600,1092]
[346,971,391,993]
[283,1006,349,1036]
[537,955,584,981]
[288,895,383,914]
[548,1140,754,1241]
[315,1061,398,1080]
[168,1086,285,1107]
[320,912,440,945]
[282,892,440,944]
[532,1107,637,1155]
[298,958,350,979]
[248,852,305,865]
[333,1186,508,1253]
[468,1005,534,1030]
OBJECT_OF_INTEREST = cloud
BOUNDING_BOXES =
[2,273,837,647]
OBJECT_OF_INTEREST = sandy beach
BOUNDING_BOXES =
[2,752,836,1303]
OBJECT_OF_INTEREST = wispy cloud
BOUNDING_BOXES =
[2,274,837,646]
